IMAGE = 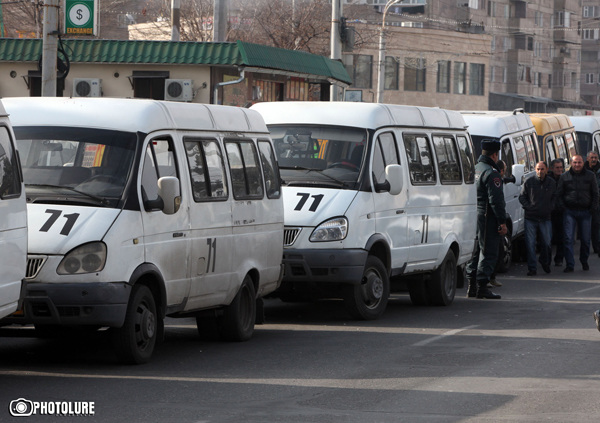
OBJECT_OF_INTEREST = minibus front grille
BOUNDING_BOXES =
[284,228,301,246]
[26,256,47,279]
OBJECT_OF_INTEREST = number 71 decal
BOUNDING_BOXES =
[295,193,324,212]
[40,209,80,236]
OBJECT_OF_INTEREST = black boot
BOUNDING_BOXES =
[476,282,501,299]
[466,279,477,298]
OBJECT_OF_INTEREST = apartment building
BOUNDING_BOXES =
[580,0,600,106]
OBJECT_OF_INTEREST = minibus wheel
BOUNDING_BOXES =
[427,250,457,306]
[495,230,512,273]
[343,256,389,320]
[112,284,157,364]
[219,276,256,342]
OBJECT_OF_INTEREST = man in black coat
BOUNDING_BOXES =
[556,155,599,272]
[584,151,600,255]
[519,161,556,276]
[549,159,565,266]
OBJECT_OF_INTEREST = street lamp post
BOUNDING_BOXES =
[376,0,401,104]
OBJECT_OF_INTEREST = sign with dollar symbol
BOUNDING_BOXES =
[64,0,97,35]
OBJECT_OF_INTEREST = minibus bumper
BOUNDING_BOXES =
[3,282,131,327]
[281,249,368,284]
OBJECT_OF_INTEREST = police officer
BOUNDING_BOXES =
[466,139,507,299]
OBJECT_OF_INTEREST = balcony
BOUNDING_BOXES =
[508,18,534,35]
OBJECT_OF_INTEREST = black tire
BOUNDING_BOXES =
[343,256,390,320]
[219,276,256,342]
[112,284,158,365]
[427,250,457,306]
[495,230,512,273]
[408,279,432,306]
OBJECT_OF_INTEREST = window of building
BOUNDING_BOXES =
[468,0,478,8]
[403,134,436,184]
[504,37,511,51]
[26,71,64,97]
[384,56,399,90]
[404,57,426,92]
[487,0,496,16]
[533,72,540,87]
[548,73,553,88]
[554,11,570,28]
[586,73,595,84]
[527,36,533,51]
[131,70,169,100]
[0,127,22,199]
[584,6,597,17]
[583,29,600,40]
[491,66,496,83]
[352,55,372,89]
[184,139,228,201]
[225,141,264,199]
[433,136,462,183]
[535,11,543,26]
[518,64,531,83]
[437,60,451,93]
[469,63,485,95]
[549,45,555,58]
[454,62,466,94]
[254,80,284,102]
[503,67,507,83]
[571,72,577,89]
[491,35,496,51]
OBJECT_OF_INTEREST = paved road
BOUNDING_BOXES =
[1,251,600,422]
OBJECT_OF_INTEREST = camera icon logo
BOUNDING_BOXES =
[9,398,34,417]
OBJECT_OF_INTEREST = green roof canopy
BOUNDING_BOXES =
[0,39,351,85]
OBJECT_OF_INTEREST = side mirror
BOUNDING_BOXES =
[158,176,181,215]
[386,164,403,195]
[512,164,525,186]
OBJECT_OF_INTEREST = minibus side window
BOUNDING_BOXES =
[502,140,514,178]
[184,139,228,201]
[0,127,21,199]
[513,136,527,170]
[141,138,181,210]
[402,134,436,184]
[546,138,556,162]
[258,140,281,199]
[594,133,600,154]
[225,141,264,200]
[556,135,568,159]
[524,134,537,171]
[141,145,159,204]
[456,135,475,184]
[565,132,577,157]
[433,135,462,184]
[372,132,399,185]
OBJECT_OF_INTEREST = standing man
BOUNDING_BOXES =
[584,151,600,255]
[466,140,507,299]
[519,161,556,276]
[556,155,599,272]
[549,159,565,266]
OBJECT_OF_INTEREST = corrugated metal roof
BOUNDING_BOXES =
[0,38,351,83]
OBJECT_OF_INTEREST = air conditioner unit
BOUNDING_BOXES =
[73,78,102,97]
[165,79,193,102]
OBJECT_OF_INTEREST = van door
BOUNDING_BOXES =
[372,131,408,271]
[182,137,233,310]
[402,133,440,266]
[501,138,522,236]
[0,126,26,319]
[139,135,191,307]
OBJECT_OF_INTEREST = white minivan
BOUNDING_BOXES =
[0,101,27,319]
[252,102,477,320]
[461,110,536,272]
[570,115,600,157]
[2,97,284,364]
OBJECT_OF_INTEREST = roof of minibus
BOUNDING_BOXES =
[570,116,600,134]
[528,113,574,136]
[460,111,535,138]
[250,101,467,130]
[2,97,269,134]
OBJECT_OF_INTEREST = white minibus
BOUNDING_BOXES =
[461,110,538,272]
[2,98,283,364]
[252,102,476,320]
[570,115,600,157]
[0,101,27,319]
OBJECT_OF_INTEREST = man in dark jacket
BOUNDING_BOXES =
[519,161,556,276]
[556,155,599,272]
[465,140,507,299]
[549,159,565,266]
[584,151,600,255]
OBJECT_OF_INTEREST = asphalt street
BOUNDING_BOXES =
[1,246,600,422]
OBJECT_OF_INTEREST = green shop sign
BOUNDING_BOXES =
[64,0,97,35]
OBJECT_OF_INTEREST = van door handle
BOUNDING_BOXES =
[396,209,405,214]
[173,232,184,238]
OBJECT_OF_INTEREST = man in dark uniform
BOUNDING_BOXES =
[466,139,507,299]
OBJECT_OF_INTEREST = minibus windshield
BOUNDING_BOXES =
[14,126,137,207]
[268,125,368,189]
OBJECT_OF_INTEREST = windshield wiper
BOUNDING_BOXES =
[279,166,348,187]
[26,184,108,205]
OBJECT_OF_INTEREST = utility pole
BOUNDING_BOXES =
[376,0,401,103]
[41,0,59,97]
[330,0,343,101]
[213,0,227,42]
[171,0,180,41]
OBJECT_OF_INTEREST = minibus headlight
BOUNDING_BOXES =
[57,242,107,275]
[309,217,348,242]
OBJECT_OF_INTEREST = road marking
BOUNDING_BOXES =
[411,325,479,347]
[577,285,600,293]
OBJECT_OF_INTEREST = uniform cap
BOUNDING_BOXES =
[481,139,500,152]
